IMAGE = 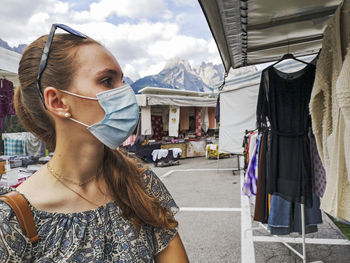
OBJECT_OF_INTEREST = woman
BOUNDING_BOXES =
[0,24,189,262]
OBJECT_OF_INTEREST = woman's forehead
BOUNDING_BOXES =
[75,44,122,77]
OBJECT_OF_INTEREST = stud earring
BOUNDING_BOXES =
[64,112,71,118]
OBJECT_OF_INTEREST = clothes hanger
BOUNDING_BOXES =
[270,53,312,68]
[270,37,312,67]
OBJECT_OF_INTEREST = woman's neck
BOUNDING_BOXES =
[50,136,105,185]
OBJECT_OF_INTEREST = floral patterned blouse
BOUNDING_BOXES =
[0,169,179,262]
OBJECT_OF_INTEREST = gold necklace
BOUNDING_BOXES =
[47,162,98,186]
[46,162,102,207]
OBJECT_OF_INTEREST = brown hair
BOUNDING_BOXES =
[15,33,177,230]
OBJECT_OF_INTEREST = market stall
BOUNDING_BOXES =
[127,87,218,162]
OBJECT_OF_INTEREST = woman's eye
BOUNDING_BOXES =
[102,77,113,87]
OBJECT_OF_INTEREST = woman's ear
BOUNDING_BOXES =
[44,87,70,119]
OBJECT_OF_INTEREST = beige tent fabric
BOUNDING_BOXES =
[199,0,340,70]
[310,1,350,221]
[179,107,189,131]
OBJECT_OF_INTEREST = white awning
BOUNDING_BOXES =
[136,94,217,107]
[198,0,341,72]
[0,47,21,74]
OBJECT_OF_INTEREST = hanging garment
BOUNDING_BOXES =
[168,106,180,137]
[254,130,269,223]
[202,107,209,133]
[309,129,326,198]
[242,134,250,171]
[0,79,16,130]
[2,133,27,156]
[268,194,322,235]
[195,107,202,137]
[257,63,316,207]
[208,107,216,129]
[141,106,152,136]
[309,2,350,221]
[23,133,44,157]
[122,135,136,147]
[169,148,182,158]
[151,115,164,140]
[152,149,169,161]
[162,106,169,132]
[215,95,220,122]
[242,132,259,197]
[179,107,190,130]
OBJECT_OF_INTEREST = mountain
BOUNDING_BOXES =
[123,76,134,85]
[194,62,224,87]
[131,76,174,94]
[131,58,223,93]
[0,38,26,54]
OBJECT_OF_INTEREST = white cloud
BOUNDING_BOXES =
[172,0,197,8]
[123,64,140,81]
[89,0,167,20]
[139,61,166,77]
[161,10,174,20]
[53,1,70,14]
[0,0,222,79]
[148,35,208,60]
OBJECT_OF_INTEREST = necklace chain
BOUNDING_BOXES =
[46,162,102,207]
[47,161,98,186]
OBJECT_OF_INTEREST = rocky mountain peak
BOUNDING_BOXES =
[164,57,193,73]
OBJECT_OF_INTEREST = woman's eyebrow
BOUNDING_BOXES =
[95,69,119,78]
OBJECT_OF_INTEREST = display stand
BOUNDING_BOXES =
[258,204,309,263]
[246,200,350,263]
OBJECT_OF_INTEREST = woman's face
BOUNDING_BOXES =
[65,43,125,126]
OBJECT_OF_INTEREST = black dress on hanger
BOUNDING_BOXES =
[256,60,316,207]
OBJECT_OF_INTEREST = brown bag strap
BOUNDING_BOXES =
[0,191,39,244]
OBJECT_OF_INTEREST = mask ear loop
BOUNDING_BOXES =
[59,90,98,127]
[60,89,99,100]
[69,118,90,128]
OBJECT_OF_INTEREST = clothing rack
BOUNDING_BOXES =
[245,194,350,262]
[244,58,350,259]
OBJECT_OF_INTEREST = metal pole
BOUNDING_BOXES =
[301,203,307,263]
[216,143,220,173]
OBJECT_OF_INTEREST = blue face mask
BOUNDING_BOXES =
[61,84,139,149]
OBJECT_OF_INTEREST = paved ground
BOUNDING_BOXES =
[150,157,350,263]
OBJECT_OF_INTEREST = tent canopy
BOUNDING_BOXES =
[198,0,341,72]
[136,87,217,107]
[136,94,216,107]
[0,46,21,86]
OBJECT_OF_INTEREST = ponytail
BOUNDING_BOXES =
[103,147,178,230]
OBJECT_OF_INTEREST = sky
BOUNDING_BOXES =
[0,0,222,81]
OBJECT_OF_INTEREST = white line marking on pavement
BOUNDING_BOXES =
[179,207,242,212]
[253,236,350,245]
[241,172,256,263]
[160,168,237,178]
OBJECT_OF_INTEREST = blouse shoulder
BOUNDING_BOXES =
[141,169,179,215]
[140,170,179,255]
[0,187,32,262]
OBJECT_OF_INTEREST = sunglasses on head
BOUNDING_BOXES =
[36,24,87,109]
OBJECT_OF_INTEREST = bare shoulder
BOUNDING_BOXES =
[16,166,63,211]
